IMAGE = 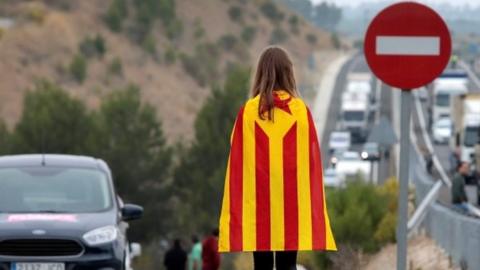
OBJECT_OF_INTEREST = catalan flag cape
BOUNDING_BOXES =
[219,90,336,252]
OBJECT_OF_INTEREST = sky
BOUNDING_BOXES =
[310,0,480,8]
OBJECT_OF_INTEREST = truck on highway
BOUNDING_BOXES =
[432,70,468,124]
[346,73,375,118]
[451,93,480,163]
[340,91,369,142]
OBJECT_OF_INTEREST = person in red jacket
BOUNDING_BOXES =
[202,228,220,270]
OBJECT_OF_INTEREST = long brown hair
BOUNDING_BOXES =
[251,46,299,120]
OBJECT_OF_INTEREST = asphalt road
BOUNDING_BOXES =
[321,53,393,185]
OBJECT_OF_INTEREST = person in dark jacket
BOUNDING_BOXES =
[164,239,188,270]
[202,228,220,270]
[452,162,469,213]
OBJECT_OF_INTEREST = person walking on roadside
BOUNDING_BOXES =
[188,235,202,270]
[218,46,336,270]
[164,239,187,270]
[202,228,220,270]
[452,161,470,213]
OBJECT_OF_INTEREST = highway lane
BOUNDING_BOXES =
[321,53,392,185]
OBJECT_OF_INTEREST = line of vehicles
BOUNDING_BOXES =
[427,69,480,181]
[325,72,381,188]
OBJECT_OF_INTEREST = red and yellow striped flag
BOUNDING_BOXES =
[219,91,336,252]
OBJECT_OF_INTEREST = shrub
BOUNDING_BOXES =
[270,27,288,44]
[105,0,127,32]
[25,3,47,24]
[306,33,317,45]
[164,47,177,65]
[142,35,157,55]
[218,34,237,51]
[228,6,243,22]
[109,57,123,76]
[331,32,341,49]
[326,179,389,252]
[260,2,284,22]
[69,54,87,83]
[166,19,184,40]
[180,43,220,86]
[193,18,205,40]
[0,120,9,155]
[241,26,256,44]
[79,34,106,58]
[288,15,300,34]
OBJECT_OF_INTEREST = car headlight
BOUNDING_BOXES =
[83,226,118,246]
[361,152,368,159]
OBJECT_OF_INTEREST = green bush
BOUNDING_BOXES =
[288,15,300,34]
[142,35,157,55]
[164,47,177,65]
[180,43,219,86]
[105,0,127,32]
[228,6,243,22]
[306,33,317,45]
[166,19,184,40]
[331,32,341,49]
[218,34,237,51]
[79,34,106,58]
[260,2,284,22]
[69,54,87,83]
[0,120,10,155]
[109,57,123,76]
[241,26,256,44]
[194,21,205,40]
[326,179,389,252]
[270,27,288,44]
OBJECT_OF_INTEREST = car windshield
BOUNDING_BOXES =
[343,111,365,121]
[435,93,450,107]
[464,127,479,147]
[0,167,112,213]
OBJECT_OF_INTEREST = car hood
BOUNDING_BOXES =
[0,211,117,239]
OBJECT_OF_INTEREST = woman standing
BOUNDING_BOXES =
[218,46,336,270]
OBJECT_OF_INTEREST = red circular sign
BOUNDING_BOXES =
[364,2,451,90]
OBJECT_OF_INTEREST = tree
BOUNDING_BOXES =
[11,80,93,154]
[105,0,127,32]
[0,120,9,155]
[69,54,87,83]
[91,86,172,241]
[173,66,249,232]
[312,2,342,31]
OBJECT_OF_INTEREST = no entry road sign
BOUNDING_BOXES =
[364,2,451,89]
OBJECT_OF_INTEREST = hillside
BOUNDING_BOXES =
[0,0,333,142]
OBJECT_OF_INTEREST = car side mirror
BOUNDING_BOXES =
[121,204,143,221]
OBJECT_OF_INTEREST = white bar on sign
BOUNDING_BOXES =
[376,36,440,56]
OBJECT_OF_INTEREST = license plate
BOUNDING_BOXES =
[12,263,65,270]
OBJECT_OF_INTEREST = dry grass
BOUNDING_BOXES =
[0,0,333,142]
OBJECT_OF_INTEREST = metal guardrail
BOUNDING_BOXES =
[412,157,480,269]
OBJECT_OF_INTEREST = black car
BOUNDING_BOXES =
[0,154,143,270]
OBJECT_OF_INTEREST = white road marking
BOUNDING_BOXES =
[376,36,440,56]
[313,53,353,137]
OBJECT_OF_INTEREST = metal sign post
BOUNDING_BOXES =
[364,3,451,269]
[397,90,412,270]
